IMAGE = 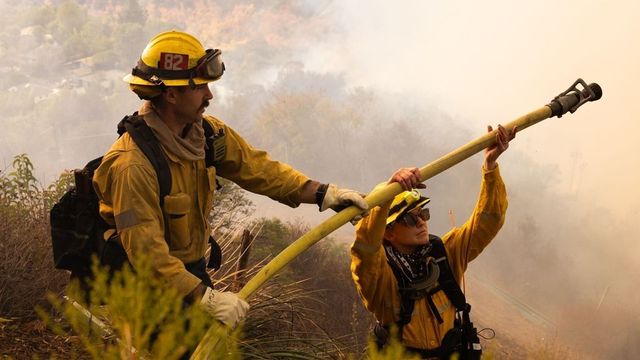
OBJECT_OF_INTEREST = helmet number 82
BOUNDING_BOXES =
[160,53,188,70]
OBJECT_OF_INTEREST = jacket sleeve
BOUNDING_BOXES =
[206,117,311,208]
[94,155,201,297]
[350,201,398,325]
[442,165,508,280]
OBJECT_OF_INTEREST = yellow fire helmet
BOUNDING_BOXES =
[386,190,430,225]
[124,30,225,88]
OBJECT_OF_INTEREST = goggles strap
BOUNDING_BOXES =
[131,66,166,87]
[188,73,196,89]
[134,59,196,81]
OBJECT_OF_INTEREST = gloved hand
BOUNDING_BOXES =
[200,287,249,328]
[319,184,369,212]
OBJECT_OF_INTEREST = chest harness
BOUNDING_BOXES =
[374,234,482,359]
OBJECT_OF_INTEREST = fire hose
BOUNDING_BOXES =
[191,78,602,359]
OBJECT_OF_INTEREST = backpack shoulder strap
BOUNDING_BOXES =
[201,118,223,268]
[384,244,420,339]
[428,235,467,311]
[202,118,215,168]
[117,113,172,205]
[117,113,172,246]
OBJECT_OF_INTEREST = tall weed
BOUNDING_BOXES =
[39,256,235,360]
[0,154,71,318]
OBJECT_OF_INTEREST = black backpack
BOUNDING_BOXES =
[50,113,224,280]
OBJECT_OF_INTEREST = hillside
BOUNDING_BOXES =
[467,275,585,359]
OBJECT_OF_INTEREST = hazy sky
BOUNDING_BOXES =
[296,0,640,216]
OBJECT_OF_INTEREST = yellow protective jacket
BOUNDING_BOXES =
[93,113,310,296]
[351,166,507,350]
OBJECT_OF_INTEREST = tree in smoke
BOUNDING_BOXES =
[251,66,371,184]
[54,0,88,38]
[117,0,147,25]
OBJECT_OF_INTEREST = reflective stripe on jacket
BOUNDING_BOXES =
[351,165,507,350]
[93,114,310,296]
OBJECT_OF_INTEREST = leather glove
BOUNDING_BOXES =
[200,287,249,328]
[318,184,369,212]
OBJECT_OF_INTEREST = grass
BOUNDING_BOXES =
[0,154,372,359]
[0,154,71,319]
[1,153,572,359]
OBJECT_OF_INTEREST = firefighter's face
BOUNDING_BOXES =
[385,207,430,254]
[172,83,213,123]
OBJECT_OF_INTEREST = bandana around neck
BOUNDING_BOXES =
[384,241,433,283]
[138,102,206,162]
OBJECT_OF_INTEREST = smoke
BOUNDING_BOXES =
[1,0,639,357]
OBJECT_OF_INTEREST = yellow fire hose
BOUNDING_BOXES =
[191,79,602,359]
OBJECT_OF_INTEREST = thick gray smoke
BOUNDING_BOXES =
[1,1,638,357]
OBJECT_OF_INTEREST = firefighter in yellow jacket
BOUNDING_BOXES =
[351,124,515,358]
[93,31,368,328]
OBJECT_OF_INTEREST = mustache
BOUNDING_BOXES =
[201,101,210,109]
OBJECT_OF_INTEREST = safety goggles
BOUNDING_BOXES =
[396,207,430,227]
[132,48,225,87]
[193,49,225,81]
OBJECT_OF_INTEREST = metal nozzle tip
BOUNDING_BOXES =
[588,83,603,101]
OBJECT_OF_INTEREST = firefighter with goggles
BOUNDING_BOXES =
[93,30,368,329]
[351,124,515,359]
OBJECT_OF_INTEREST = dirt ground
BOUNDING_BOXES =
[0,316,89,359]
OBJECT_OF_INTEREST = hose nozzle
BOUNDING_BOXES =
[548,79,602,117]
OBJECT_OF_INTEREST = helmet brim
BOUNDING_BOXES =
[386,196,431,225]
[123,74,217,86]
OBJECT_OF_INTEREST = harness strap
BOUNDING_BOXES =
[405,345,444,359]
[428,237,467,310]
[377,233,483,357]
[387,252,411,339]
[118,113,172,247]
[426,287,444,324]
[384,235,471,346]
[202,119,223,269]
[116,115,225,270]
[202,118,215,167]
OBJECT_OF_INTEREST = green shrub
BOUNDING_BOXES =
[39,256,238,360]
[0,154,71,318]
